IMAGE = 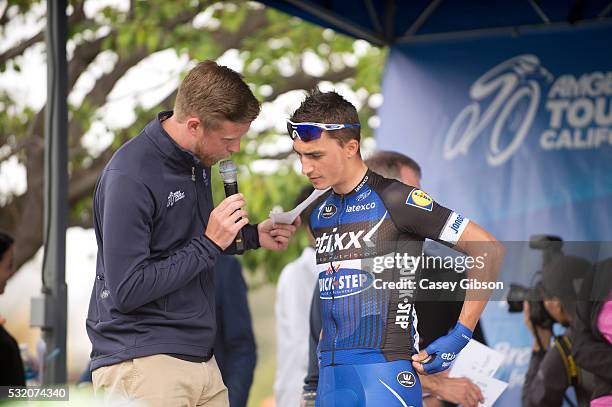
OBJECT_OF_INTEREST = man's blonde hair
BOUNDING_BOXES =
[174,60,260,128]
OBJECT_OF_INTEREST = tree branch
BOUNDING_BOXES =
[68,149,113,204]
[209,7,268,50]
[263,66,357,102]
[0,31,44,66]
[0,1,87,67]
[0,3,9,28]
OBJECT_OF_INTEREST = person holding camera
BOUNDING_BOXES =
[521,255,594,407]
[571,257,612,406]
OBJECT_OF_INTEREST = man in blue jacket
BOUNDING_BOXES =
[87,60,297,407]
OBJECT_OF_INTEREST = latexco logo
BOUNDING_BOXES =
[444,54,612,166]
[346,202,376,213]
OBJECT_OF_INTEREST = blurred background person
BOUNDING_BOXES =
[214,254,257,407]
[0,231,25,386]
[275,185,318,407]
[522,255,595,407]
[571,257,612,407]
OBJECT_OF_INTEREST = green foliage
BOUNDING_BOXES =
[1,0,387,280]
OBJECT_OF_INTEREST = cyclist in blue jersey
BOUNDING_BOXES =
[287,89,506,407]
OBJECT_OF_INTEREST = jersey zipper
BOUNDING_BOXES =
[330,193,345,366]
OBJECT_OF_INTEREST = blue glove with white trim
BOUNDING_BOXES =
[412,322,472,374]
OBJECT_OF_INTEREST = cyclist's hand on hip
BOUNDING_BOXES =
[412,322,472,375]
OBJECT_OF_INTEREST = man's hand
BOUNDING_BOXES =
[0,314,5,326]
[412,322,472,375]
[258,217,299,251]
[205,194,249,250]
[432,372,484,407]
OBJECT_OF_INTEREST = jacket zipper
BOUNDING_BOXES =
[192,166,206,227]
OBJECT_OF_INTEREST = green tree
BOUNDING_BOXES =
[0,0,386,279]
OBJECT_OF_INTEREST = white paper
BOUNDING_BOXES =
[469,373,508,407]
[449,339,504,378]
[448,339,508,407]
[269,188,330,224]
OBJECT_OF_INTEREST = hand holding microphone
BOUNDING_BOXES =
[205,160,248,251]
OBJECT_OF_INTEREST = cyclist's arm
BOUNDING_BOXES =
[379,181,505,330]
[454,222,505,330]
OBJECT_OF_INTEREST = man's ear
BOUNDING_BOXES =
[186,117,201,135]
[346,139,360,158]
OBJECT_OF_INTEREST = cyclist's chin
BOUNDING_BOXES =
[309,177,328,189]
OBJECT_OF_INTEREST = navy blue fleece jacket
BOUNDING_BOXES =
[86,111,259,370]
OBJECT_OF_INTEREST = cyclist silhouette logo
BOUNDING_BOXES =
[444,54,554,166]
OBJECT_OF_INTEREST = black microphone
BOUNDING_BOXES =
[219,160,244,254]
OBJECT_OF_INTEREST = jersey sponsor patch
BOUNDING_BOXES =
[405,189,433,211]
[396,371,416,387]
[321,204,337,219]
[356,189,372,202]
[318,267,374,299]
[439,211,469,245]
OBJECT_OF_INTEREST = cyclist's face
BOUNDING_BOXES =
[293,131,348,190]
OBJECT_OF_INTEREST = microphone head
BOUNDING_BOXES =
[219,160,238,183]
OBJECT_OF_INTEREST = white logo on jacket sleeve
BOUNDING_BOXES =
[439,212,469,245]
[167,190,186,207]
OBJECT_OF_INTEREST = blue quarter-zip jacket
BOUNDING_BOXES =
[86,111,259,370]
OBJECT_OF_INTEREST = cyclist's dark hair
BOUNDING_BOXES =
[290,88,360,147]
[365,151,421,181]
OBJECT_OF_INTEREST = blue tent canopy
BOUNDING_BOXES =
[261,0,612,45]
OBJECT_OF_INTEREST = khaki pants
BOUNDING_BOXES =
[92,354,228,407]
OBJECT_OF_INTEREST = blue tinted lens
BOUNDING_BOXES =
[288,124,323,141]
[300,125,323,141]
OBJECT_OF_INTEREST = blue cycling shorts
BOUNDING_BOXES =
[316,360,422,407]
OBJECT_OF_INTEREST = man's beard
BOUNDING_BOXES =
[194,142,224,167]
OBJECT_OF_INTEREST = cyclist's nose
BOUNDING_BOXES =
[301,159,313,176]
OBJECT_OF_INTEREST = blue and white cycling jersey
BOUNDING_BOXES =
[308,170,469,368]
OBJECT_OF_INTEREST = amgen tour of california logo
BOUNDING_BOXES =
[444,54,612,166]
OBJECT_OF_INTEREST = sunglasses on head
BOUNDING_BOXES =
[287,120,360,142]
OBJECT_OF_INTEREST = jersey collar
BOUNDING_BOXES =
[332,169,372,198]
